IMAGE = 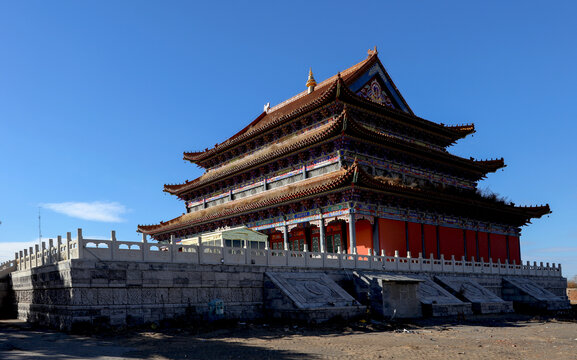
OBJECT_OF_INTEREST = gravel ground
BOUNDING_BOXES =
[1,313,576,360]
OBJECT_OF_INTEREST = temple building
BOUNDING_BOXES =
[138,48,550,264]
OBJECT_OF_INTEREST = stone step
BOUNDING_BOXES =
[502,277,571,311]
[264,271,364,323]
[434,276,514,314]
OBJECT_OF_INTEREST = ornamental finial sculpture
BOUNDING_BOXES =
[368,46,378,56]
[306,68,317,94]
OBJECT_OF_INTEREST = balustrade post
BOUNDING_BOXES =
[27,248,32,269]
[110,230,117,260]
[244,236,249,265]
[35,244,40,267]
[66,232,72,260]
[48,239,54,264]
[141,233,147,261]
[57,236,62,262]
[170,235,176,262]
[77,228,84,259]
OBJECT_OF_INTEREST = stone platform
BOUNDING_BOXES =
[264,272,364,323]
[435,276,514,314]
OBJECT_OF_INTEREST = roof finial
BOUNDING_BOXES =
[306,68,317,94]
[263,102,270,113]
[367,46,378,57]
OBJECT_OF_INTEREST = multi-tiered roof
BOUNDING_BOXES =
[138,49,550,241]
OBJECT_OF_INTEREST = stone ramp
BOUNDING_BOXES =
[264,272,364,323]
[502,277,571,311]
[353,272,423,318]
[410,275,473,317]
[435,276,514,314]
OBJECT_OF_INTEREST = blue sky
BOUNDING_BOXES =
[0,1,575,278]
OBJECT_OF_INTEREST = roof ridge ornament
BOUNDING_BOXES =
[306,68,317,94]
[367,46,378,57]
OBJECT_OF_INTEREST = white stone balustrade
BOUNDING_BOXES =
[8,229,563,278]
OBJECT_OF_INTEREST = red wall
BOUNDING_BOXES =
[491,233,508,263]
[439,226,464,260]
[465,230,477,261]
[423,224,437,259]
[478,232,489,262]
[355,219,373,255]
[407,222,422,257]
[378,218,406,257]
[509,236,521,264]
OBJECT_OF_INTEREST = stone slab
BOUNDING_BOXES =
[409,275,473,317]
[264,271,363,322]
[435,276,513,314]
[265,272,359,309]
[503,277,571,310]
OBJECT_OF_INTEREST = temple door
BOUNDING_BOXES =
[310,225,320,252]
[325,222,344,253]
[268,231,284,250]
[289,228,306,251]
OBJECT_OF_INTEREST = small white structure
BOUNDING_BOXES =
[180,226,268,249]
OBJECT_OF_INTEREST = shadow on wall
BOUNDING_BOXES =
[0,275,16,319]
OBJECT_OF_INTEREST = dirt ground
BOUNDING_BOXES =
[1,313,576,360]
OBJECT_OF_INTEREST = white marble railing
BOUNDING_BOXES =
[0,259,17,278]
[10,229,563,278]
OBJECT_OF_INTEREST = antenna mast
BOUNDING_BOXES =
[38,207,42,246]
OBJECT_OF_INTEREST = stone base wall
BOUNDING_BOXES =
[8,259,568,330]
[567,288,577,304]
[11,259,269,330]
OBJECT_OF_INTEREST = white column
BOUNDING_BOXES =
[319,218,326,253]
[348,212,356,254]
[283,225,289,251]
